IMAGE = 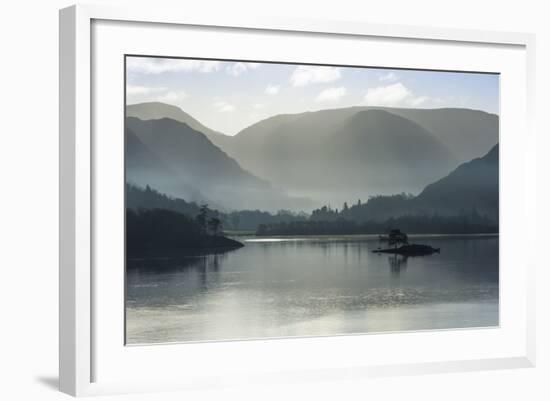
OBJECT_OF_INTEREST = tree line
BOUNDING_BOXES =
[126,183,306,231]
[126,202,242,257]
[257,212,497,236]
[127,183,498,237]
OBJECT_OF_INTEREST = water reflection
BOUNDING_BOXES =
[126,235,499,344]
[128,252,228,272]
[388,254,408,275]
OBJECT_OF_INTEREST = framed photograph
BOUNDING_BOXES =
[60,4,536,396]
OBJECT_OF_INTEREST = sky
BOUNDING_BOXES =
[126,56,499,136]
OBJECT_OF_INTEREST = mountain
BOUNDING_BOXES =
[377,107,499,162]
[126,127,169,181]
[126,116,312,212]
[225,108,459,205]
[332,109,457,190]
[414,143,499,220]
[126,102,232,150]
[337,144,499,222]
[227,106,498,162]
[126,128,206,202]
[126,103,499,209]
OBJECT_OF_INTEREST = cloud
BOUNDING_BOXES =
[213,100,235,112]
[127,57,221,74]
[363,82,429,107]
[265,84,280,95]
[226,62,261,76]
[157,90,188,104]
[315,87,347,103]
[252,103,265,109]
[408,95,429,107]
[126,86,188,107]
[247,63,261,69]
[126,85,167,96]
[290,66,341,87]
[378,72,399,82]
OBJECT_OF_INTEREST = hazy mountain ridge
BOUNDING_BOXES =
[126,102,233,150]
[127,116,264,187]
[126,127,206,203]
[330,109,457,189]
[377,107,499,162]
[222,108,460,203]
[126,102,498,212]
[230,105,498,156]
[127,103,498,164]
[126,116,312,212]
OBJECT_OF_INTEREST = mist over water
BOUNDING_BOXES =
[126,235,498,344]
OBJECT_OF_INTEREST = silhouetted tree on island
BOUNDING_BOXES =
[208,217,222,236]
[196,204,210,233]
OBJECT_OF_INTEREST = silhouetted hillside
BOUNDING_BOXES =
[414,144,498,220]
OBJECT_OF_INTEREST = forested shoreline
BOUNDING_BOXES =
[126,183,498,245]
[256,213,497,236]
[126,207,243,258]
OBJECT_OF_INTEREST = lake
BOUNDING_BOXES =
[126,235,499,344]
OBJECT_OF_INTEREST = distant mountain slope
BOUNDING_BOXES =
[377,107,499,162]
[333,109,457,189]
[414,143,499,220]
[225,108,458,204]
[126,127,168,179]
[337,143,499,222]
[126,128,205,202]
[126,102,232,150]
[127,117,263,187]
[126,117,312,212]
[229,106,498,162]
[233,107,363,146]
[127,103,498,165]
[126,102,498,208]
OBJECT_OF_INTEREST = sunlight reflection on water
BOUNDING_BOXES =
[126,235,499,344]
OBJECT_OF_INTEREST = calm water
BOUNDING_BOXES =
[126,235,499,344]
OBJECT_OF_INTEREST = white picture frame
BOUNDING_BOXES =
[59,4,536,397]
